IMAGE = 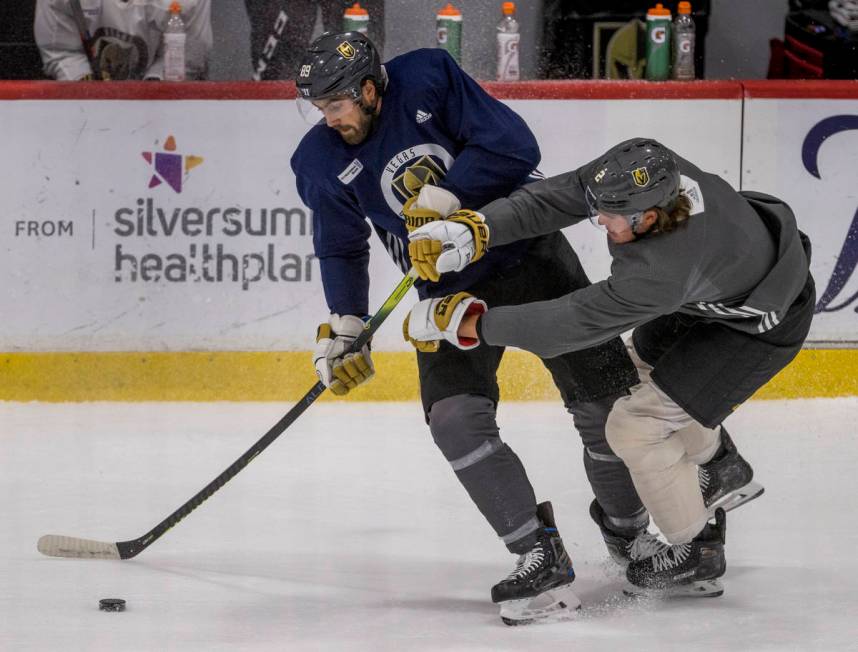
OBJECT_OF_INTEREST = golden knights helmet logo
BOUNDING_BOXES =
[336,42,356,60]
[631,166,650,187]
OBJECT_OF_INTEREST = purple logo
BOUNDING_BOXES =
[141,134,204,193]
[802,115,858,313]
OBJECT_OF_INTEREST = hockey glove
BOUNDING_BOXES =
[407,210,490,282]
[402,292,487,353]
[313,314,374,396]
[402,196,443,232]
[402,185,461,232]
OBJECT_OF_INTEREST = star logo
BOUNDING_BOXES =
[141,135,204,193]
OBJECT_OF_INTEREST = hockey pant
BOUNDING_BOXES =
[605,343,721,544]
[428,392,646,554]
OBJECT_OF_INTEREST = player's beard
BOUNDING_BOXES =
[338,97,379,145]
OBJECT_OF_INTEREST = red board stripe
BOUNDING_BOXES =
[0,80,297,100]
[481,80,742,99]
[0,79,856,101]
[743,80,858,99]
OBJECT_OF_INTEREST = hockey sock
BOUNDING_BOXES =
[603,508,649,538]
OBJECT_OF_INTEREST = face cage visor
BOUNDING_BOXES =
[585,185,644,232]
[296,91,359,125]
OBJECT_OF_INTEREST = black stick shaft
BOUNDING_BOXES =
[116,270,417,559]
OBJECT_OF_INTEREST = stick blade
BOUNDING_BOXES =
[37,535,121,559]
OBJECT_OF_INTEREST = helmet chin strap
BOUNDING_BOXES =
[624,211,649,242]
[358,95,381,135]
[358,94,380,115]
[626,211,645,231]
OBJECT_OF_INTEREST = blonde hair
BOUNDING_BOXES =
[650,193,692,234]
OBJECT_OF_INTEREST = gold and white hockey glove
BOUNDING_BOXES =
[402,184,461,232]
[402,292,487,353]
[407,210,490,282]
[313,314,374,396]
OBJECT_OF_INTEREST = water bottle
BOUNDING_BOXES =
[163,1,186,81]
[436,3,463,64]
[645,3,671,81]
[496,2,520,81]
[672,1,696,80]
[343,2,370,35]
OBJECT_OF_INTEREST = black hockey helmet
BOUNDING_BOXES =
[295,31,384,102]
[585,138,681,216]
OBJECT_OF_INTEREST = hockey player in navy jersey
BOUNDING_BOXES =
[291,32,648,624]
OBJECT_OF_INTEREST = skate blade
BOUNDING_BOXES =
[706,481,764,516]
[623,578,724,599]
[499,584,582,626]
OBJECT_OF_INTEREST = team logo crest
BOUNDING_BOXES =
[393,155,446,201]
[380,143,455,214]
[632,166,650,187]
[336,42,356,60]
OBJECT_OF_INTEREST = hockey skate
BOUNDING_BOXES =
[589,499,660,568]
[701,429,764,516]
[491,501,581,626]
[624,508,727,599]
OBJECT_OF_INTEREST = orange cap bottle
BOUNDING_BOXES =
[343,2,370,33]
[437,3,463,64]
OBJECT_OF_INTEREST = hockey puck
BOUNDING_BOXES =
[98,598,126,612]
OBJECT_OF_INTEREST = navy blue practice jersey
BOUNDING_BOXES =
[291,48,541,316]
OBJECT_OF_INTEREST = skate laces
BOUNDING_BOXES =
[626,532,663,562]
[505,545,545,581]
[649,541,692,572]
[698,466,711,491]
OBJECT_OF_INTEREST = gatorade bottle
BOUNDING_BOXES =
[645,3,671,81]
[163,1,186,81]
[436,3,463,64]
[496,2,520,81]
[672,1,696,80]
[343,2,370,35]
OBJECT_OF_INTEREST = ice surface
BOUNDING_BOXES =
[2,398,856,651]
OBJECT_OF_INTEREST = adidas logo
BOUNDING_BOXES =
[416,110,433,124]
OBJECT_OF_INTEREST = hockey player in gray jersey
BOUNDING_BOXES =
[403,138,815,596]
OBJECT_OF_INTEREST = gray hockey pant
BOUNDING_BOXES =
[605,344,722,544]
[428,392,645,554]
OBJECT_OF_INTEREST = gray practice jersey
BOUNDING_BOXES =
[477,151,811,359]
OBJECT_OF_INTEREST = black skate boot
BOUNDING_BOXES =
[491,501,581,625]
[700,429,764,516]
[589,499,660,568]
[625,508,727,598]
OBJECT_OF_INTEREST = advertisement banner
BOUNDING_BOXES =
[0,94,784,353]
[743,98,858,343]
[3,100,322,351]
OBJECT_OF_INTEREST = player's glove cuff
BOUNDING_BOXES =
[402,292,487,352]
[314,314,374,395]
[402,196,443,232]
[446,210,490,265]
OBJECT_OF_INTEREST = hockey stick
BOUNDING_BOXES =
[38,268,418,560]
